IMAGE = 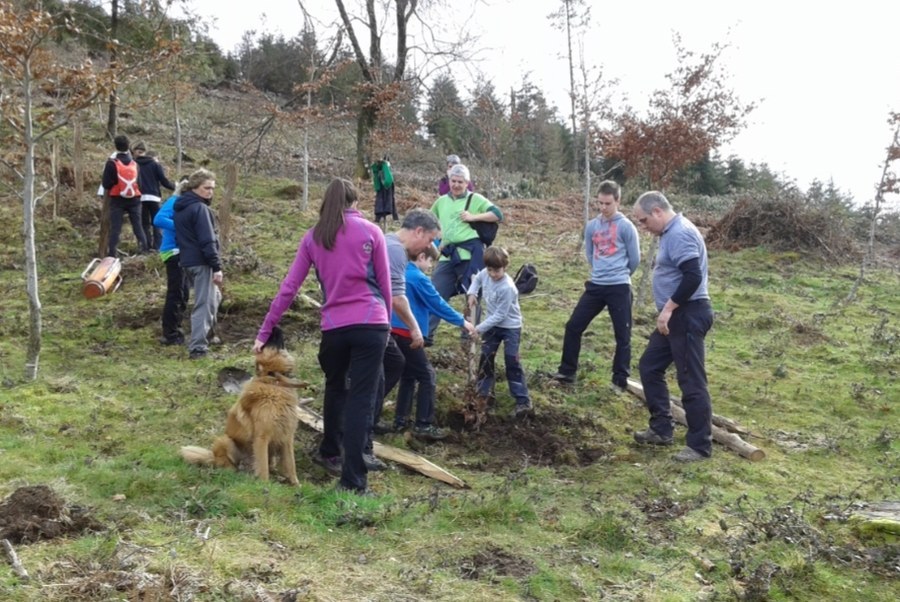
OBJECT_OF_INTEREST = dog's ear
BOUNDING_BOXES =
[263,326,286,351]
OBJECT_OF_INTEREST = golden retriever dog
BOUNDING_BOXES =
[180,332,308,485]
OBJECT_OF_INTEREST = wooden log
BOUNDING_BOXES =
[669,396,755,437]
[625,379,766,462]
[1,538,29,581]
[294,404,468,489]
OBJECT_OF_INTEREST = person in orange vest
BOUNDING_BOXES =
[102,135,148,257]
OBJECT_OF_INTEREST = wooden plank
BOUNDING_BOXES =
[294,404,468,489]
[626,379,766,462]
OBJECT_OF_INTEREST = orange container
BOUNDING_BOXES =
[81,257,122,299]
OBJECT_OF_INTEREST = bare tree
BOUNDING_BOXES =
[548,0,591,174]
[844,111,900,303]
[331,0,477,177]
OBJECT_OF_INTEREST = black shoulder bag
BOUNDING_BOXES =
[464,193,499,246]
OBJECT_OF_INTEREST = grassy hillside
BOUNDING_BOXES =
[0,167,897,600]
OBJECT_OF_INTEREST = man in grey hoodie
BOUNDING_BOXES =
[552,180,641,391]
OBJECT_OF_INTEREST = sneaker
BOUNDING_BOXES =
[311,451,342,477]
[188,349,208,360]
[362,453,387,471]
[208,335,223,346]
[550,372,576,384]
[512,402,534,419]
[673,447,709,463]
[633,428,674,446]
[159,336,184,346]
[411,424,449,442]
[609,383,627,395]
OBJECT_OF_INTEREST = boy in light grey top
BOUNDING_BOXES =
[466,247,532,418]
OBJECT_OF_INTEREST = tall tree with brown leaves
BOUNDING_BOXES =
[602,34,755,189]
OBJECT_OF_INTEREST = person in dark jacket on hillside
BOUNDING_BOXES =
[153,178,190,346]
[133,141,175,251]
[102,134,148,257]
[173,168,222,360]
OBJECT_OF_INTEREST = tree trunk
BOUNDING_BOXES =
[219,163,237,252]
[23,69,41,381]
[98,192,111,258]
[105,0,119,139]
[635,237,657,309]
[564,0,578,174]
[73,117,83,196]
[355,102,376,179]
[173,93,182,176]
[301,88,311,211]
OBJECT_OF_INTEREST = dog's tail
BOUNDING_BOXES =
[180,445,215,465]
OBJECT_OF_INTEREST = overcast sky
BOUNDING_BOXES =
[187,0,900,205]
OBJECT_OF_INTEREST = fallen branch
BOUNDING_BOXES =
[626,379,766,462]
[294,403,468,489]
[668,397,756,437]
[2,538,29,581]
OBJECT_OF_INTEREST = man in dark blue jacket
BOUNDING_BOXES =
[173,169,222,359]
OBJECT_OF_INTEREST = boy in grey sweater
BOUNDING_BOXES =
[467,246,533,418]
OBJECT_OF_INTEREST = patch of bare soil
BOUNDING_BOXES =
[456,545,536,582]
[0,485,104,544]
[445,401,612,471]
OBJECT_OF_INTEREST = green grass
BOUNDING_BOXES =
[0,180,896,601]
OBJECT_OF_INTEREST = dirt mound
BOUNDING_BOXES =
[0,485,104,544]
[457,545,536,581]
[707,195,857,260]
[446,402,611,471]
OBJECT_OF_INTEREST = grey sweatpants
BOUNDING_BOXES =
[184,265,221,354]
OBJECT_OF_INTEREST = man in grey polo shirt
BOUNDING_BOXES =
[631,191,714,462]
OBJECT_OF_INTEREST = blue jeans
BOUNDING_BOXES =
[558,282,632,387]
[477,326,530,406]
[638,300,714,456]
[318,325,389,492]
[392,333,437,427]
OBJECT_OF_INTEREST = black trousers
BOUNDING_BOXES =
[108,196,147,256]
[141,201,162,251]
[558,282,632,387]
[161,255,189,343]
[366,334,406,453]
[638,300,714,456]
[318,325,389,491]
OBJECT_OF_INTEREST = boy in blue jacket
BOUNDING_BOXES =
[389,244,475,440]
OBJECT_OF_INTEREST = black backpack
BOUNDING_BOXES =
[514,263,538,295]
[464,193,499,246]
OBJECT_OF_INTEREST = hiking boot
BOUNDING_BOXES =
[633,428,674,446]
[311,451,342,477]
[609,382,627,395]
[373,420,399,435]
[362,453,387,471]
[673,447,709,463]
[412,424,449,442]
[550,372,576,384]
[159,336,184,346]
[512,402,534,419]
[188,349,208,360]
